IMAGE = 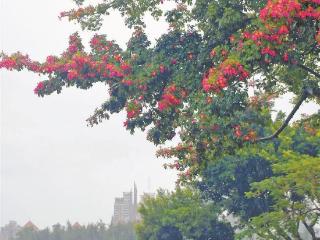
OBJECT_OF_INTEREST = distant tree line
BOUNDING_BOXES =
[12,222,136,240]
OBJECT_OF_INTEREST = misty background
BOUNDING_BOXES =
[0,0,178,228]
[0,0,318,230]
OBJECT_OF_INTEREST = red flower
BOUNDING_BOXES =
[34,82,45,95]
[202,77,212,92]
[158,85,181,111]
[221,49,228,57]
[278,25,289,35]
[159,65,166,73]
[217,76,228,88]
[0,58,17,70]
[122,79,133,86]
[151,71,157,77]
[163,93,180,105]
[67,70,78,80]
[158,101,169,111]
[243,31,251,39]
[120,63,131,72]
[316,30,320,45]
[127,110,135,118]
[68,44,78,54]
[210,49,216,57]
[261,47,277,57]
[114,54,122,62]
[171,59,177,65]
[234,125,242,138]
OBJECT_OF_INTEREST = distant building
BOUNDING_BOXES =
[0,221,21,240]
[72,222,82,229]
[111,183,139,225]
[23,221,39,231]
[111,183,156,225]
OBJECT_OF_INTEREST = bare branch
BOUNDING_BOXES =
[254,90,309,143]
[302,220,319,240]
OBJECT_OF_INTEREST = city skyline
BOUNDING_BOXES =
[1,183,155,231]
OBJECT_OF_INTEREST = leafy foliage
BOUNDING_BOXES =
[136,188,234,240]
[1,0,319,181]
[239,123,320,239]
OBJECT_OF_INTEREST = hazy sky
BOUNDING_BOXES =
[0,0,319,230]
[0,0,178,228]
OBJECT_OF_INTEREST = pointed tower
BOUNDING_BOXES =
[134,182,138,207]
[133,182,138,220]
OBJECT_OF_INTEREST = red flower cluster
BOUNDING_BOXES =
[158,85,182,111]
[214,0,320,83]
[0,58,17,70]
[202,59,250,92]
[122,79,133,86]
[34,82,45,95]
[164,161,181,170]
[59,5,95,21]
[261,47,277,57]
[243,28,287,46]
[120,63,131,74]
[234,125,242,138]
[0,34,132,95]
[67,33,83,55]
[234,125,257,141]
[260,0,320,22]
[260,0,302,21]
[90,34,114,52]
[67,69,78,80]
[245,0,320,63]
[0,53,41,72]
[150,64,168,78]
[126,100,142,118]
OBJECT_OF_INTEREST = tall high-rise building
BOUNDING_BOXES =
[111,183,138,225]
[133,182,138,220]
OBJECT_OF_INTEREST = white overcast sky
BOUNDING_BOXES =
[0,0,319,230]
[0,0,178,228]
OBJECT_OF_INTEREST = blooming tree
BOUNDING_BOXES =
[1,0,320,238]
[1,0,319,179]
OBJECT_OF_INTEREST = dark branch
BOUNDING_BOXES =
[302,220,319,240]
[254,89,309,143]
[297,64,320,79]
[296,64,320,99]
[310,87,320,99]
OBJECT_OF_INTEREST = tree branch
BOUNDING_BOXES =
[302,220,319,240]
[297,64,320,79]
[295,64,320,99]
[254,89,309,143]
